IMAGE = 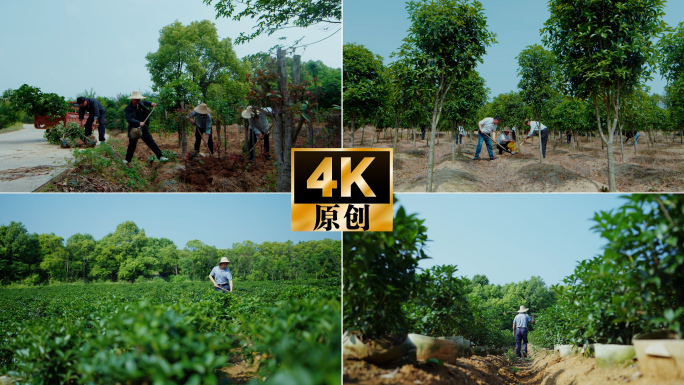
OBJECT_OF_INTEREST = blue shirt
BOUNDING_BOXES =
[210,266,233,284]
[514,313,532,328]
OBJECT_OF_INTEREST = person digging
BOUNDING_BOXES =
[186,103,213,156]
[123,91,168,165]
[498,127,517,155]
[512,305,535,358]
[77,96,106,144]
[522,120,549,158]
[242,106,271,161]
[473,115,501,161]
[208,257,233,293]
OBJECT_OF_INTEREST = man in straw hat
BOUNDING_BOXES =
[186,103,213,156]
[242,105,271,161]
[498,127,517,155]
[208,257,233,293]
[123,91,168,164]
[512,305,535,358]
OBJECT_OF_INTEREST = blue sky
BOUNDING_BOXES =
[394,193,627,286]
[0,194,339,249]
[0,0,341,99]
[343,0,684,98]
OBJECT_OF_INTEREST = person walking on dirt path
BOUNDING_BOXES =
[123,91,168,165]
[186,103,213,156]
[522,120,549,158]
[242,106,271,161]
[473,116,501,161]
[566,130,572,144]
[209,257,233,293]
[498,127,517,155]
[77,97,106,143]
[421,126,427,140]
[513,305,535,358]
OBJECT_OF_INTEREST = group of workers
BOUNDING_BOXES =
[472,116,549,161]
[75,91,271,165]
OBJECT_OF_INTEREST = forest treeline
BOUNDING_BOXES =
[0,221,340,285]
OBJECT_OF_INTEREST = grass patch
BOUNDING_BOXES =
[72,140,151,190]
[0,122,25,134]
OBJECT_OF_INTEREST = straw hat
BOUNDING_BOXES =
[194,103,211,114]
[128,91,146,100]
[517,305,529,313]
[218,257,231,265]
[503,127,512,132]
[241,106,255,119]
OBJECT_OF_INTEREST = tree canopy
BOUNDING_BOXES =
[0,221,340,285]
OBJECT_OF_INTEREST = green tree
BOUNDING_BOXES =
[543,0,667,191]
[65,233,96,281]
[471,274,490,287]
[38,234,70,283]
[343,43,387,148]
[0,222,42,285]
[397,0,496,192]
[202,0,341,45]
[517,44,557,162]
[146,20,247,99]
[441,70,489,159]
[0,89,20,130]
[343,198,429,338]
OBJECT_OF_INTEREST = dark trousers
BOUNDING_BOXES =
[194,127,213,154]
[532,129,549,158]
[214,283,231,293]
[248,130,270,160]
[85,110,106,141]
[126,126,163,162]
[515,328,528,357]
[456,134,463,144]
[421,129,426,140]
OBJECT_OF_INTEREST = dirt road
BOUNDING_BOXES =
[0,124,106,192]
[344,350,681,385]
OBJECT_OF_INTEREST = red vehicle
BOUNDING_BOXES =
[33,101,98,129]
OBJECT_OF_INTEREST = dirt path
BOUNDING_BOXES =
[0,125,81,192]
[344,351,681,385]
[350,127,684,192]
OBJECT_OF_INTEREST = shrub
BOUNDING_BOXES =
[44,121,83,145]
[343,199,429,338]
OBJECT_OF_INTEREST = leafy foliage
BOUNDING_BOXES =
[8,84,67,117]
[0,220,340,284]
[202,0,341,45]
[343,199,429,338]
[0,279,340,384]
[43,121,83,145]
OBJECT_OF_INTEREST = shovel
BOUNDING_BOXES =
[484,132,515,155]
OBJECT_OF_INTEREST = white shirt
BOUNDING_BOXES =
[498,132,513,145]
[479,118,498,134]
[526,121,547,138]
[514,313,532,328]
[458,126,465,135]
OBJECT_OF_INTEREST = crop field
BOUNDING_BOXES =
[351,127,684,192]
[0,278,340,384]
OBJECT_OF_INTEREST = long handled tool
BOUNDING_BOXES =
[216,286,231,293]
[241,123,273,161]
[194,126,214,158]
[484,131,515,155]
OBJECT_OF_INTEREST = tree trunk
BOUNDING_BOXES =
[349,120,355,148]
[619,125,624,163]
[274,48,292,192]
[181,102,187,154]
[393,126,398,155]
[537,119,543,164]
[361,125,365,146]
[413,126,417,150]
[451,130,456,161]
